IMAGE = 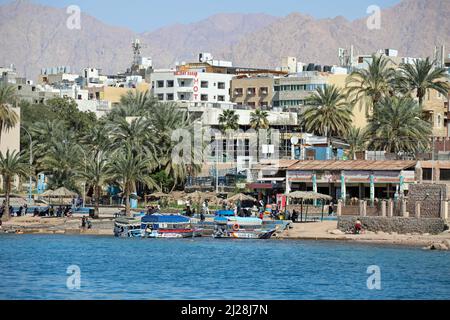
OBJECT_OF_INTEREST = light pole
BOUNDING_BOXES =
[79,148,87,208]
[20,126,33,204]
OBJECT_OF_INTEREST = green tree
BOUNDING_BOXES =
[0,150,29,221]
[399,57,450,107]
[0,83,19,142]
[108,144,158,216]
[367,96,431,156]
[344,127,368,160]
[250,109,270,162]
[76,150,112,218]
[301,85,353,140]
[346,54,397,113]
[218,109,239,132]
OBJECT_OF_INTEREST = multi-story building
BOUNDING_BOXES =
[230,75,274,109]
[273,72,328,111]
[150,68,234,108]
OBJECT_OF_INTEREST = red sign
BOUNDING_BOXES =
[174,71,198,77]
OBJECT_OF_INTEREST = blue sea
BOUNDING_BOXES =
[0,234,449,300]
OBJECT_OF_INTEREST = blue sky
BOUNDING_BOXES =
[3,0,401,32]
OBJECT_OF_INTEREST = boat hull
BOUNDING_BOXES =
[213,229,276,239]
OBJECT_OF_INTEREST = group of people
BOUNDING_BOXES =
[81,216,92,229]
[146,205,160,215]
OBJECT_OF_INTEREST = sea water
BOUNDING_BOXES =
[0,234,449,300]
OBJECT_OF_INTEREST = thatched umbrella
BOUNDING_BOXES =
[287,191,332,222]
[226,193,257,203]
[51,187,78,198]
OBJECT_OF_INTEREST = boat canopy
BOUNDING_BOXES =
[215,210,235,216]
[141,214,190,224]
[214,216,262,225]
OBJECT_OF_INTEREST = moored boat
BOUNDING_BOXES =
[141,214,198,238]
[213,216,276,239]
[114,217,143,238]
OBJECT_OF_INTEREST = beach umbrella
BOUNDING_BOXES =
[40,189,54,197]
[287,191,332,201]
[226,193,257,203]
[51,187,78,198]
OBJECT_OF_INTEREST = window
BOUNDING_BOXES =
[247,88,256,96]
[260,101,268,107]
[157,94,164,101]
[201,81,208,88]
[201,94,208,101]
[157,80,164,88]
[234,88,243,96]
[441,169,450,181]
[32,86,36,92]
[248,102,256,107]
[167,80,174,88]
[166,93,174,101]
[18,85,22,91]
[218,95,225,102]
[77,95,82,100]
[422,168,432,181]
[218,82,226,89]
[260,87,269,95]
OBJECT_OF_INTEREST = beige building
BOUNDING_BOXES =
[88,83,149,106]
[0,107,21,155]
[231,76,274,109]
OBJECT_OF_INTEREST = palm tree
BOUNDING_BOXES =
[0,150,29,221]
[344,127,367,160]
[367,96,431,156]
[108,144,158,216]
[218,109,239,132]
[147,103,201,191]
[399,57,450,107]
[346,54,397,113]
[301,85,353,140]
[250,109,269,162]
[76,151,111,218]
[0,83,19,142]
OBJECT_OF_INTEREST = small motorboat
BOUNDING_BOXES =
[141,214,198,238]
[213,216,276,239]
[114,217,142,238]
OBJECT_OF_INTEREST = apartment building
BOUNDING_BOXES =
[230,75,274,109]
[273,72,327,110]
[150,69,234,108]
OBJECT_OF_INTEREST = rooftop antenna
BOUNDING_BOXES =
[132,39,142,67]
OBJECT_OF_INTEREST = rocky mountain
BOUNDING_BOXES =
[0,0,449,81]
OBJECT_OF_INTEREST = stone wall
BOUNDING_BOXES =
[406,184,447,218]
[338,216,446,235]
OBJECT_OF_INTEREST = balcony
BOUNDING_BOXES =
[247,88,256,96]
[234,88,243,97]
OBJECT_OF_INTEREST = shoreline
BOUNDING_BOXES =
[1,217,449,249]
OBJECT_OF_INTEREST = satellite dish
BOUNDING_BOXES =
[291,137,299,145]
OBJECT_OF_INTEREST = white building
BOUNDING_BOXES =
[150,69,234,108]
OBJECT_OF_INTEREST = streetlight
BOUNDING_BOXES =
[20,126,33,204]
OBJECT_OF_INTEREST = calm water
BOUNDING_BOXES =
[0,234,449,300]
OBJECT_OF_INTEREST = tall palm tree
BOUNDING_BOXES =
[367,96,431,156]
[344,127,367,160]
[346,54,397,113]
[76,150,111,218]
[218,109,239,132]
[147,103,201,191]
[399,57,450,107]
[108,144,158,216]
[250,109,269,162]
[0,150,29,221]
[0,83,19,142]
[301,85,353,140]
